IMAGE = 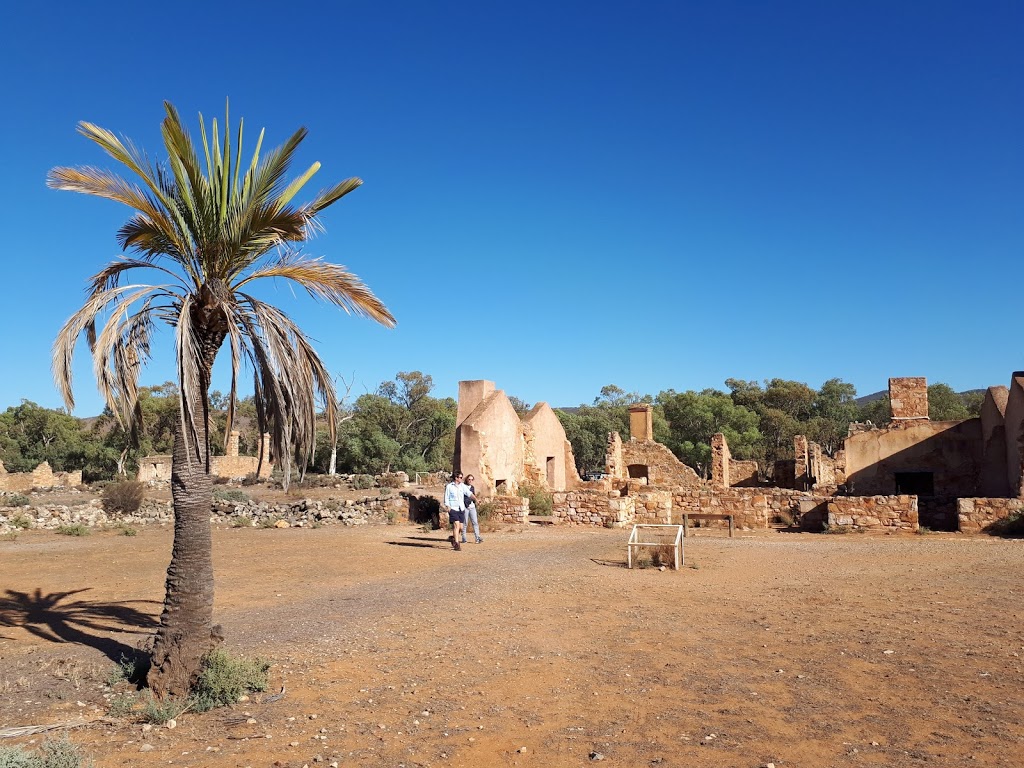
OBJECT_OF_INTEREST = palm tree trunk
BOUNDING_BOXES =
[148,310,226,698]
[147,400,221,697]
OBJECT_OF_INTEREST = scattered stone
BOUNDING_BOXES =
[141,724,153,733]
[290,741,300,747]
[275,519,290,528]
[166,719,176,730]
[139,744,154,752]
[589,751,605,760]
[518,747,528,753]
[247,718,258,725]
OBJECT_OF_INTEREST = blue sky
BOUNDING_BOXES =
[2,1,1021,415]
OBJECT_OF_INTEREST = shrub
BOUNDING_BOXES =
[231,516,253,528]
[213,488,250,503]
[118,525,138,537]
[0,736,94,768]
[212,475,230,485]
[140,691,190,724]
[518,482,553,516]
[102,481,145,514]
[56,524,90,537]
[2,494,31,508]
[107,691,138,718]
[379,472,407,488]
[191,649,270,712]
[241,473,262,486]
[9,513,33,529]
[351,474,375,490]
[259,517,282,529]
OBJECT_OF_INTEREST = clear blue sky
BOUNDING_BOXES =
[2,1,1021,416]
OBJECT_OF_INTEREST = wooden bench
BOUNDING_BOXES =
[682,512,734,538]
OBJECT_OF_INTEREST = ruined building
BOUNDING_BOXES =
[454,380,580,499]
[137,431,273,483]
[461,373,1024,535]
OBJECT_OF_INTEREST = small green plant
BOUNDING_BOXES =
[259,517,282,529]
[3,494,31,508]
[420,521,435,534]
[117,524,138,537]
[213,488,250,503]
[106,654,140,687]
[0,744,35,767]
[56,524,90,537]
[9,513,33,529]
[140,691,191,724]
[0,532,18,542]
[190,649,270,712]
[231,516,253,528]
[0,735,94,768]
[518,482,553,516]
[107,691,138,718]
[352,474,375,490]
[385,509,397,525]
[102,480,146,514]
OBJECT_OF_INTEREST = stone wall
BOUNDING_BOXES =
[553,488,632,527]
[0,461,82,492]
[711,433,730,487]
[793,435,809,489]
[673,487,806,531]
[729,461,760,487]
[889,377,929,420]
[484,494,529,525]
[825,495,918,532]
[957,497,1024,534]
[620,438,701,487]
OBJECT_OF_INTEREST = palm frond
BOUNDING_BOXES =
[235,255,396,327]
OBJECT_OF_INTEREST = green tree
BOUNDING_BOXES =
[808,378,858,456]
[326,372,455,474]
[928,383,973,421]
[657,389,762,477]
[49,103,394,696]
[0,401,95,472]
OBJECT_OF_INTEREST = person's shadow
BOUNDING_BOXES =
[0,588,160,663]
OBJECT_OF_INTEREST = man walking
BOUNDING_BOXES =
[444,472,468,551]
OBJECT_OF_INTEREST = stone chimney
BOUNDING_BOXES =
[628,403,654,441]
[457,380,496,427]
[226,430,240,457]
[889,377,929,420]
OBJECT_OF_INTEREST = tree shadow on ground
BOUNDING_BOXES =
[0,588,160,663]
[386,538,450,549]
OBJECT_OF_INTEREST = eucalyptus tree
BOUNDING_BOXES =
[49,103,395,697]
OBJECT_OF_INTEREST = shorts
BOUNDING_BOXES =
[449,510,466,525]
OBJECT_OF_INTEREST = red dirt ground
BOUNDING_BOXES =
[2,521,1023,767]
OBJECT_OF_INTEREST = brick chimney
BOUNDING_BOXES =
[628,403,654,441]
[889,377,929,420]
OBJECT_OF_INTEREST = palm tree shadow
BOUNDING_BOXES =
[0,588,161,663]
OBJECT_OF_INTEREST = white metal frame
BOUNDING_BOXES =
[627,524,684,570]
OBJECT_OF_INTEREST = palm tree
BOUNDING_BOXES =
[48,102,395,697]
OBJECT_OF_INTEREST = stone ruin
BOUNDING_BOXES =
[457,374,1024,534]
[137,430,274,483]
[0,461,82,492]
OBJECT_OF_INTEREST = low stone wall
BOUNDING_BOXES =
[825,495,918,532]
[552,489,630,527]
[0,493,407,534]
[0,497,172,533]
[674,487,806,531]
[484,494,529,525]
[958,497,1024,533]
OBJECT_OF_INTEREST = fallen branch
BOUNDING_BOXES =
[0,716,116,739]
